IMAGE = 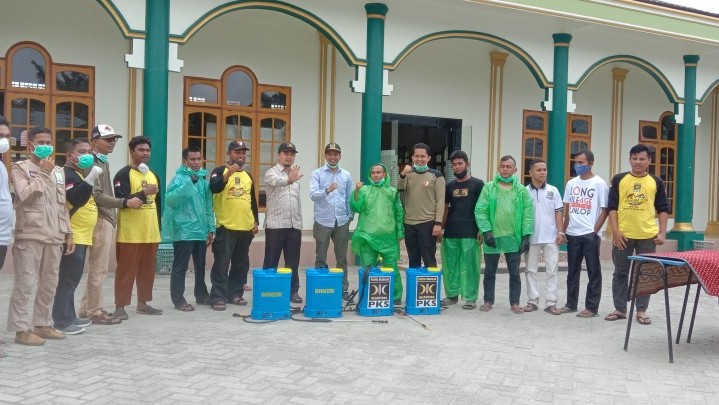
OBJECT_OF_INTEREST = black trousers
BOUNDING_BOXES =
[0,245,7,270]
[52,244,88,329]
[404,221,437,268]
[566,233,602,313]
[483,252,522,305]
[171,240,209,306]
[263,228,302,294]
[210,227,253,303]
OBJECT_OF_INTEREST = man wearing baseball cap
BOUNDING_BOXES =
[79,125,139,325]
[207,141,259,310]
[309,143,353,301]
[264,142,304,303]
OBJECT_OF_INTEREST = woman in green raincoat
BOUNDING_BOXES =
[350,163,405,303]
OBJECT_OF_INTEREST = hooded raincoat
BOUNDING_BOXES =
[161,166,215,242]
[350,164,405,299]
[474,174,533,254]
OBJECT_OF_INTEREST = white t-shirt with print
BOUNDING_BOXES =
[563,175,609,236]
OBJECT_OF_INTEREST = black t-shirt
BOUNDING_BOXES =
[444,177,484,238]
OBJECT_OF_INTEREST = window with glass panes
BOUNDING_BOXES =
[183,66,291,209]
[521,110,548,185]
[2,42,94,173]
[638,111,676,216]
[566,114,592,178]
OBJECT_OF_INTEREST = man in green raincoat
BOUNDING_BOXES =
[350,163,405,303]
[475,155,533,314]
[161,146,215,312]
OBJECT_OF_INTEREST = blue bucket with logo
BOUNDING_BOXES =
[304,267,343,318]
[357,267,394,317]
[405,267,442,315]
[250,268,291,320]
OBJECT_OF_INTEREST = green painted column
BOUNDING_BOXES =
[143,0,170,188]
[360,3,388,180]
[547,33,572,189]
[668,55,700,250]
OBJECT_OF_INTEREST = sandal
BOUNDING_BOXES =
[523,303,539,312]
[243,285,252,291]
[479,303,493,312]
[544,306,562,315]
[604,311,627,321]
[511,304,524,314]
[175,303,195,312]
[440,298,458,308]
[636,314,652,325]
[576,309,598,318]
[90,312,122,325]
[136,306,163,315]
[211,301,226,311]
[228,297,247,306]
[558,306,577,314]
[462,302,477,310]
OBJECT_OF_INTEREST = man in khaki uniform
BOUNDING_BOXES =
[7,126,74,346]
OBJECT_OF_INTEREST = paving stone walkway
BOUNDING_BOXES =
[0,262,717,404]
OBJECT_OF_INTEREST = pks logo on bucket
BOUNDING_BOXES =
[416,276,438,308]
[368,276,390,308]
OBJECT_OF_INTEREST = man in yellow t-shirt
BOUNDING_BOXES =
[207,141,259,310]
[605,144,670,325]
[53,138,104,335]
[112,136,162,319]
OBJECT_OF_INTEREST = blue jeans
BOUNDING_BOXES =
[171,240,209,306]
[53,245,88,329]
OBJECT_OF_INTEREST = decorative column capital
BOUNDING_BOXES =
[612,67,629,81]
[365,3,388,18]
[683,54,700,66]
[490,51,509,68]
[552,33,573,47]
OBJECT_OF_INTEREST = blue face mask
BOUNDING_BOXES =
[574,164,591,176]
[96,153,108,164]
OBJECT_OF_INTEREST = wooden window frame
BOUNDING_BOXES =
[521,110,548,185]
[6,42,52,94]
[566,113,592,179]
[183,107,222,166]
[51,64,95,97]
[184,77,221,108]
[258,84,291,113]
[638,111,676,217]
[0,58,5,89]
[222,66,257,112]
[52,96,94,165]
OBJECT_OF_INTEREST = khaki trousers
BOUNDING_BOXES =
[7,240,63,332]
[80,218,114,316]
[115,243,158,306]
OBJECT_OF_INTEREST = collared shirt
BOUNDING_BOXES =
[264,163,302,229]
[309,164,353,228]
[526,182,563,244]
[0,163,15,245]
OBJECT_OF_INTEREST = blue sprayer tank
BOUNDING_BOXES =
[357,267,394,317]
[250,268,292,320]
[405,267,442,315]
[304,267,343,318]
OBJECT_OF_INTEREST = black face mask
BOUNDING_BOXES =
[454,169,468,179]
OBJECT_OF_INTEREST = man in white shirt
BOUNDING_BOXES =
[523,159,564,315]
[560,151,608,318]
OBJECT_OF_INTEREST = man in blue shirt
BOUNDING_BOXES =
[309,143,353,300]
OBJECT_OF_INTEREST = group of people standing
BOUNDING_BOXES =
[0,115,669,355]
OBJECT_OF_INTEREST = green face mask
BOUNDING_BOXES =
[188,167,208,177]
[413,164,428,173]
[372,177,386,187]
[76,153,95,170]
[497,174,515,183]
[32,144,54,160]
[326,162,338,169]
[96,153,108,164]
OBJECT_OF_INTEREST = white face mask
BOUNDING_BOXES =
[0,138,9,154]
[138,163,149,174]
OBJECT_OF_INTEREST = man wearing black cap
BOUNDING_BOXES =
[310,143,353,300]
[264,142,304,303]
[80,125,139,325]
[207,141,259,310]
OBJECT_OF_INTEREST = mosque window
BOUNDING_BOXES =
[639,111,676,215]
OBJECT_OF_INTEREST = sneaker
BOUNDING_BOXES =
[33,326,65,340]
[15,331,45,346]
[113,308,129,320]
[73,318,92,328]
[342,291,354,303]
[59,325,86,335]
[291,293,303,304]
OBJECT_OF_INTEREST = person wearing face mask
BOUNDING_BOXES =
[112,136,162,319]
[605,144,669,325]
[474,155,533,314]
[52,138,104,335]
[351,164,405,300]
[80,125,138,326]
[309,143,354,301]
[8,126,74,346]
[161,146,215,312]
[0,117,14,356]
[560,150,608,318]
[207,141,258,310]
[397,143,445,305]
[439,151,484,310]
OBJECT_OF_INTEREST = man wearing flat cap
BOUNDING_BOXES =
[207,141,259,310]
[264,142,304,303]
[310,143,353,301]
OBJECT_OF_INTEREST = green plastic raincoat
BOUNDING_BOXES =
[474,174,533,254]
[161,166,215,242]
[350,164,405,299]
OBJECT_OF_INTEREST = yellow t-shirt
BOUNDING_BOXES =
[66,172,98,246]
[612,173,667,239]
[117,170,161,243]
[213,169,255,231]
